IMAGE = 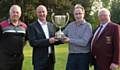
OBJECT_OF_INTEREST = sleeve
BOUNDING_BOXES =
[112,25,120,65]
[23,27,28,46]
[69,24,93,47]
[0,25,3,40]
[63,24,69,36]
[27,24,50,48]
[24,23,28,41]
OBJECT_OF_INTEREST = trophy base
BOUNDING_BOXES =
[55,31,65,40]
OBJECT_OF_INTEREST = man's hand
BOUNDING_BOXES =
[63,36,70,43]
[49,37,58,44]
[110,63,118,70]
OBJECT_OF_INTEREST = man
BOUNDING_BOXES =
[27,5,61,70]
[0,5,27,70]
[91,8,120,70]
[63,4,92,70]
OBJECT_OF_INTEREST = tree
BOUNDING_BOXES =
[0,0,12,21]
[101,0,112,9]
[0,0,94,24]
[110,0,120,24]
[71,0,94,21]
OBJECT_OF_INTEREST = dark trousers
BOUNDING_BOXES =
[0,61,23,70]
[34,55,55,70]
[90,55,99,70]
[94,63,99,70]
[66,53,90,70]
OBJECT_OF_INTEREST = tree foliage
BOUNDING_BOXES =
[0,0,93,24]
[110,0,120,24]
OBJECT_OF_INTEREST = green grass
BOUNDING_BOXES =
[23,43,68,70]
[23,43,94,70]
[23,43,33,70]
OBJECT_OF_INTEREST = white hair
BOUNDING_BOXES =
[98,8,111,16]
[9,5,21,14]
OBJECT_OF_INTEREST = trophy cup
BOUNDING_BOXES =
[51,13,69,40]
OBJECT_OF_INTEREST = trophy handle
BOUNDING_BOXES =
[51,13,56,27]
[65,12,69,26]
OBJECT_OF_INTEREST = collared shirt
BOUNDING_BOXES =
[38,19,51,54]
[63,20,92,53]
[1,19,27,34]
[93,22,108,39]
[0,19,27,55]
[91,22,109,47]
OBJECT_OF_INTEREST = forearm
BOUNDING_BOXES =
[69,31,92,47]
[29,39,50,48]
[69,38,89,47]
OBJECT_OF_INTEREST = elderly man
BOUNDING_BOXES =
[0,5,27,70]
[91,8,120,70]
[63,4,92,70]
[27,5,61,70]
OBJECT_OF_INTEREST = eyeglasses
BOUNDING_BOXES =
[99,14,108,16]
[74,13,84,15]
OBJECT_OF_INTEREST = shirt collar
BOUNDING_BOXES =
[38,19,47,25]
[75,19,86,26]
[100,22,109,28]
[82,20,86,24]
[8,18,21,26]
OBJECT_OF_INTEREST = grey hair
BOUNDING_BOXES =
[9,5,21,14]
[98,8,110,16]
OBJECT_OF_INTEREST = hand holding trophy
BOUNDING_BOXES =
[51,13,69,40]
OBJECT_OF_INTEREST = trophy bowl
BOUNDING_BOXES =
[51,13,69,40]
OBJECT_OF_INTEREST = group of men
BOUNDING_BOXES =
[0,3,119,70]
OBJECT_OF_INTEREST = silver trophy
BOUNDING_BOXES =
[51,13,69,39]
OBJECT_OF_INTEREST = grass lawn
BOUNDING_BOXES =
[23,43,94,70]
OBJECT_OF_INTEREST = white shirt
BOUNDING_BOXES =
[38,19,51,54]
[91,22,109,47]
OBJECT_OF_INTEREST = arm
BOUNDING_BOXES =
[23,30,28,46]
[0,26,2,40]
[23,24,28,46]
[63,25,69,37]
[110,25,120,69]
[112,25,120,65]
[69,24,92,47]
[27,24,50,48]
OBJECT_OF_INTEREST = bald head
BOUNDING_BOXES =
[36,5,48,22]
[36,5,47,13]
[9,5,22,21]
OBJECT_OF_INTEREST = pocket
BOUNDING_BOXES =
[105,36,112,44]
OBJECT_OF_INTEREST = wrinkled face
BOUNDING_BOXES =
[36,6,47,22]
[98,11,110,23]
[9,6,21,21]
[74,8,84,22]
